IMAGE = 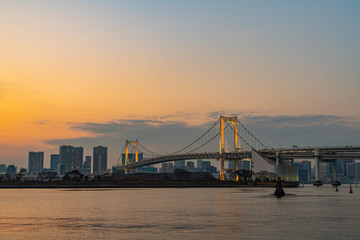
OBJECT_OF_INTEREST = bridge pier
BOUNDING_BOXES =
[313,149,322,186]
[276,151,280,166]
[220,158,225,181]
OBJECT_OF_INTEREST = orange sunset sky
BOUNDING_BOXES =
[1,1,360,168]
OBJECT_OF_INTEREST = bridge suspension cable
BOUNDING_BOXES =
[237,119,267,149]
[137,142,161,157]
[168,120,220,155]
[225,120,267,150]
[185,132,220,154]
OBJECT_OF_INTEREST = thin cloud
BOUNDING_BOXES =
[37,120,49,125]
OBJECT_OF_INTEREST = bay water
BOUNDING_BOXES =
[0,185,359,239]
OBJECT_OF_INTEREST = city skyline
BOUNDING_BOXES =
[1,1,360,168]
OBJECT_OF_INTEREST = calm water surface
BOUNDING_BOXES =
[0,185,359,239]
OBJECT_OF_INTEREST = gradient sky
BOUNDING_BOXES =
[1,1,360,168]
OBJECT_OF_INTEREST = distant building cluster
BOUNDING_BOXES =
[295,159,360,184]
[3,146,360,184]
[19,145,108,180]
[0,164,18,178]
[159,159,218,175]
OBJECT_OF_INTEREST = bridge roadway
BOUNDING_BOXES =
[119,146,360,170]
[117,151,252,170]
[258,146,360,161]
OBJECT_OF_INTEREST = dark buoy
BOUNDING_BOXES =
[332,180,341,187]
[313,180,323,186]
[274,177,285,198]
[350,183,353,194]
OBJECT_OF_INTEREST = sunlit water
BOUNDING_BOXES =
[0,185,359,239]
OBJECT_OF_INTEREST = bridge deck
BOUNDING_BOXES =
[117,146,360,170]
[116,152,251,170]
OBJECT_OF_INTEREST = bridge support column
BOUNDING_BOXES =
[313,149,322,186]
[220,158,225,181]
[276,151,280,166]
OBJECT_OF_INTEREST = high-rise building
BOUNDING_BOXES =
[73,147,84,170]
[28,151,44,174]
[82,156,91,174]
[197,159,203,171]
[59,145,74,175]
[228,160,240,170]
[356,162,360,181]
[239,160,251,171]
[319,162,332,182]
[93,146,108,174]
[185,161,195,172]
[346,162,356,180]
[301,160,312,183]
[160,162,174,173]
[174,160,185,169]
[202,161,217,173]
[50,154,60,170]
[295,162,308,183]
[344,160,355,176]
[6,165,17,176]
[336,160,345,176]
[0,164,6,175]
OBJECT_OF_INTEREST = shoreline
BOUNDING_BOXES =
[0,181,276,189]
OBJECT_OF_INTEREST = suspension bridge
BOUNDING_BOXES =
[114,116,360,183]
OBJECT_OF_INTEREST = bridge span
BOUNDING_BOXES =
[116,151,252,170]
[114,115,360,184]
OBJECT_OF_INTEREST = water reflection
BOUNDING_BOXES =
[0,186,359,239]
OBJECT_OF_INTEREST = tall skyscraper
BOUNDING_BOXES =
[50,154,60,170]
[319,162,332,182]
[73,146,84,170]
[301,160,312,183]
[197,159,203,171]
[346,162,356,180]
[82,156,91,174]
[93,146,108,174]
[28,151,44,174]
[59,145,74,175]
[344,160,355,176]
